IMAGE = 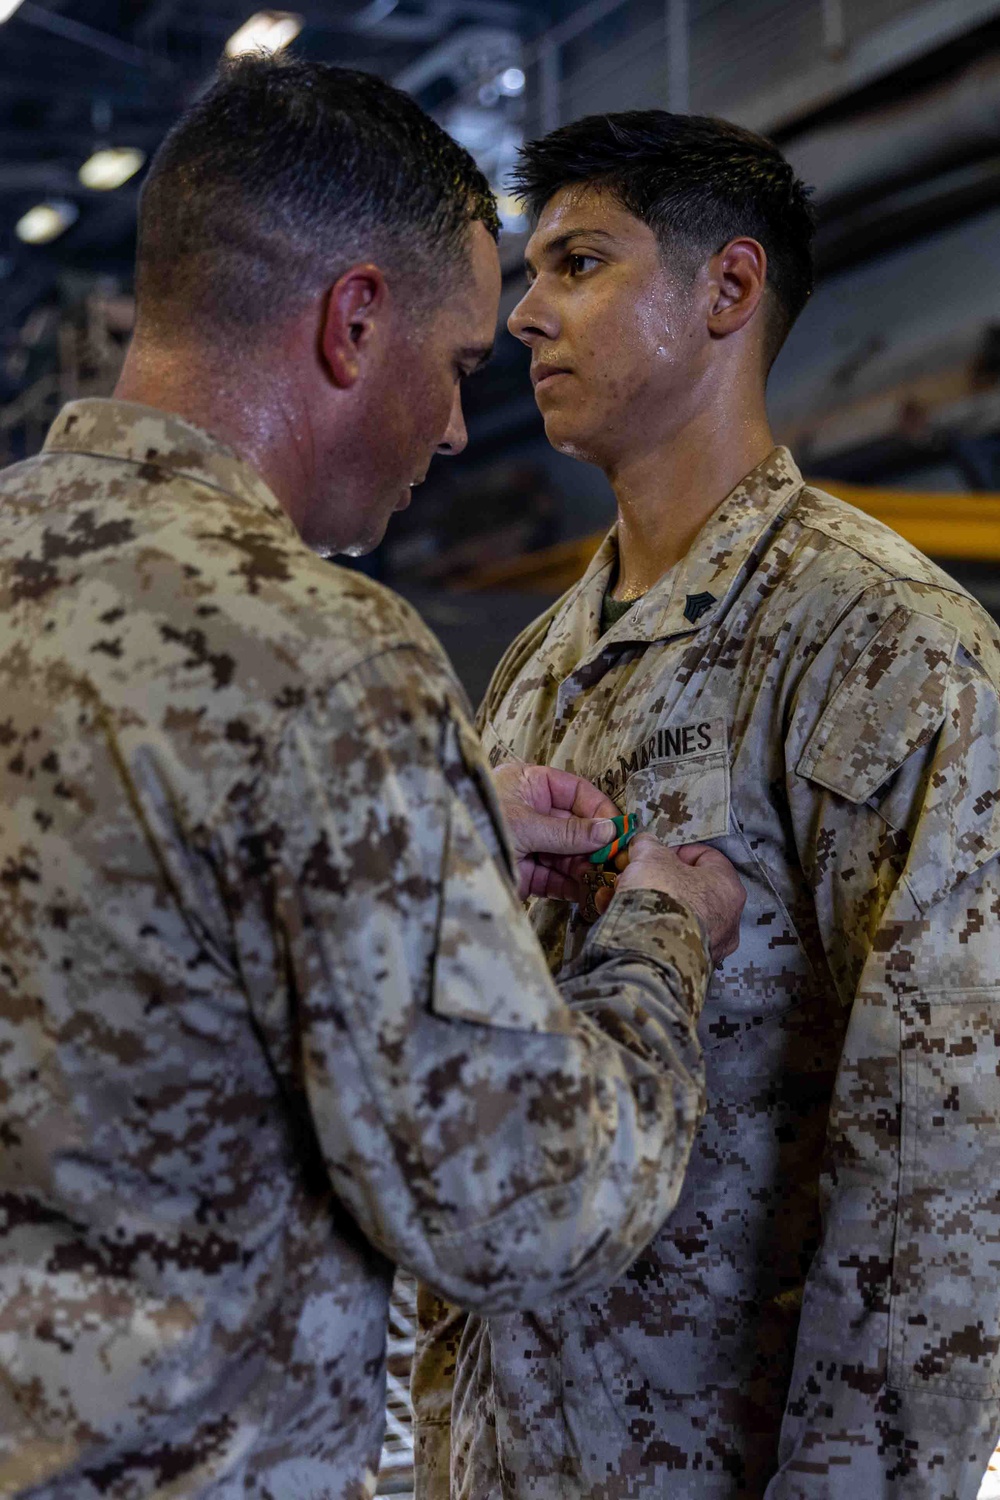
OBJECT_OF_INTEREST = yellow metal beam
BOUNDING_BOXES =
[822,480,1000,562]
[460,481,1000,593]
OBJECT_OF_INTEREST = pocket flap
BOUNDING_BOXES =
[796,607,958,805]
[430,767,565,1033]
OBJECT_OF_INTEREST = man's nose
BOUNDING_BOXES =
[437,384,468,457]
[508,281,558,345]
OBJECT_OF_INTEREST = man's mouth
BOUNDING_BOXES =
[394,475,425,512]
[531,365,572,391]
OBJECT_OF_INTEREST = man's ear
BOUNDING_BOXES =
[705,238,767,340]
[319,264,388,388]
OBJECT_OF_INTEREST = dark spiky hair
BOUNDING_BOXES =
[513,110,815,368]
[137,54,499,343]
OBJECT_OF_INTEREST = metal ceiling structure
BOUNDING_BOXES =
[0,1,573,356]
[3,0,1000,315]
[3,0,1000,490]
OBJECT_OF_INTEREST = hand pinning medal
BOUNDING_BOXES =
[581,815,639,923]
[588,813,638,869]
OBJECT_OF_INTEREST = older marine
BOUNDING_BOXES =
[0,66,747,1499]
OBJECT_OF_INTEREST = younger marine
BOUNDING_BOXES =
[415,111,1000,1500]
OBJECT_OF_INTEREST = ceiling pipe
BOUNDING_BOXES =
[394,25,520,96]
[17,1,157,71]
[351,0,528,41]
[521,0,633,133]
[786,52,1000,208]
[665,0,689,114]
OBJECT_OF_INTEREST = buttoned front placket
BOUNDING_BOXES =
[440,443,1000,1500]
[526,450,807,782]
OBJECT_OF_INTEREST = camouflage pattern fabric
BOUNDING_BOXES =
[413,447,1000,1499]
[0,399,715,1498]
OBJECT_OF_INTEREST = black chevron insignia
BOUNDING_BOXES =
[683,591,716,624]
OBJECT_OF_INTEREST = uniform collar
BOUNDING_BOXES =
[43,398,295,531]
[539,447,805,681]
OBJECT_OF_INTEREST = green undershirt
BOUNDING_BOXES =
[600,590,640,635]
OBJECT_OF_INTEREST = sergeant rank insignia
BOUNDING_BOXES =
[684,591,716,624]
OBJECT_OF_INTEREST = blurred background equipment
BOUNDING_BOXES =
[2,2,1000,1492]
[3,0,999,673]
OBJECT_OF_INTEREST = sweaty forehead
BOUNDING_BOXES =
[465,220,502,323]
[471,220,502,290]
[437,222,500,336]
[525,185,656,262]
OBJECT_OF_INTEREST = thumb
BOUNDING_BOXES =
[524,813,617,857]
[676,842,726,869]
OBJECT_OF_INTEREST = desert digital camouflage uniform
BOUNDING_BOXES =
[0,398,716,1499]
[413,447,1000,1499]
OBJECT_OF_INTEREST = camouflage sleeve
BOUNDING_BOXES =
[233,643,710,1315]
[770,585,1000,1497]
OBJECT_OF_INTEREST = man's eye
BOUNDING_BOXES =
[568,254,599,276]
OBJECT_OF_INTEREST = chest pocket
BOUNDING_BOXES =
[612,720,820,1054]
[559,718,731,974]
[620,718,731,846]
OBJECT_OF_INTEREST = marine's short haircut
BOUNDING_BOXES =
[136,54,500,341]
[513,111,815,369]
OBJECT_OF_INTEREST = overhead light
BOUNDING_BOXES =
[79,147,146,191]
[16,201,79,245]
[499,67,526,96]
[225,10,302,58]
[496,193,526,231]
[0,0,25,24]
[355,0,398,25]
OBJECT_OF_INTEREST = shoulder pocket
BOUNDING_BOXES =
[445,713,514,874]
[430,718,563,1034]
[796,607,958,804]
